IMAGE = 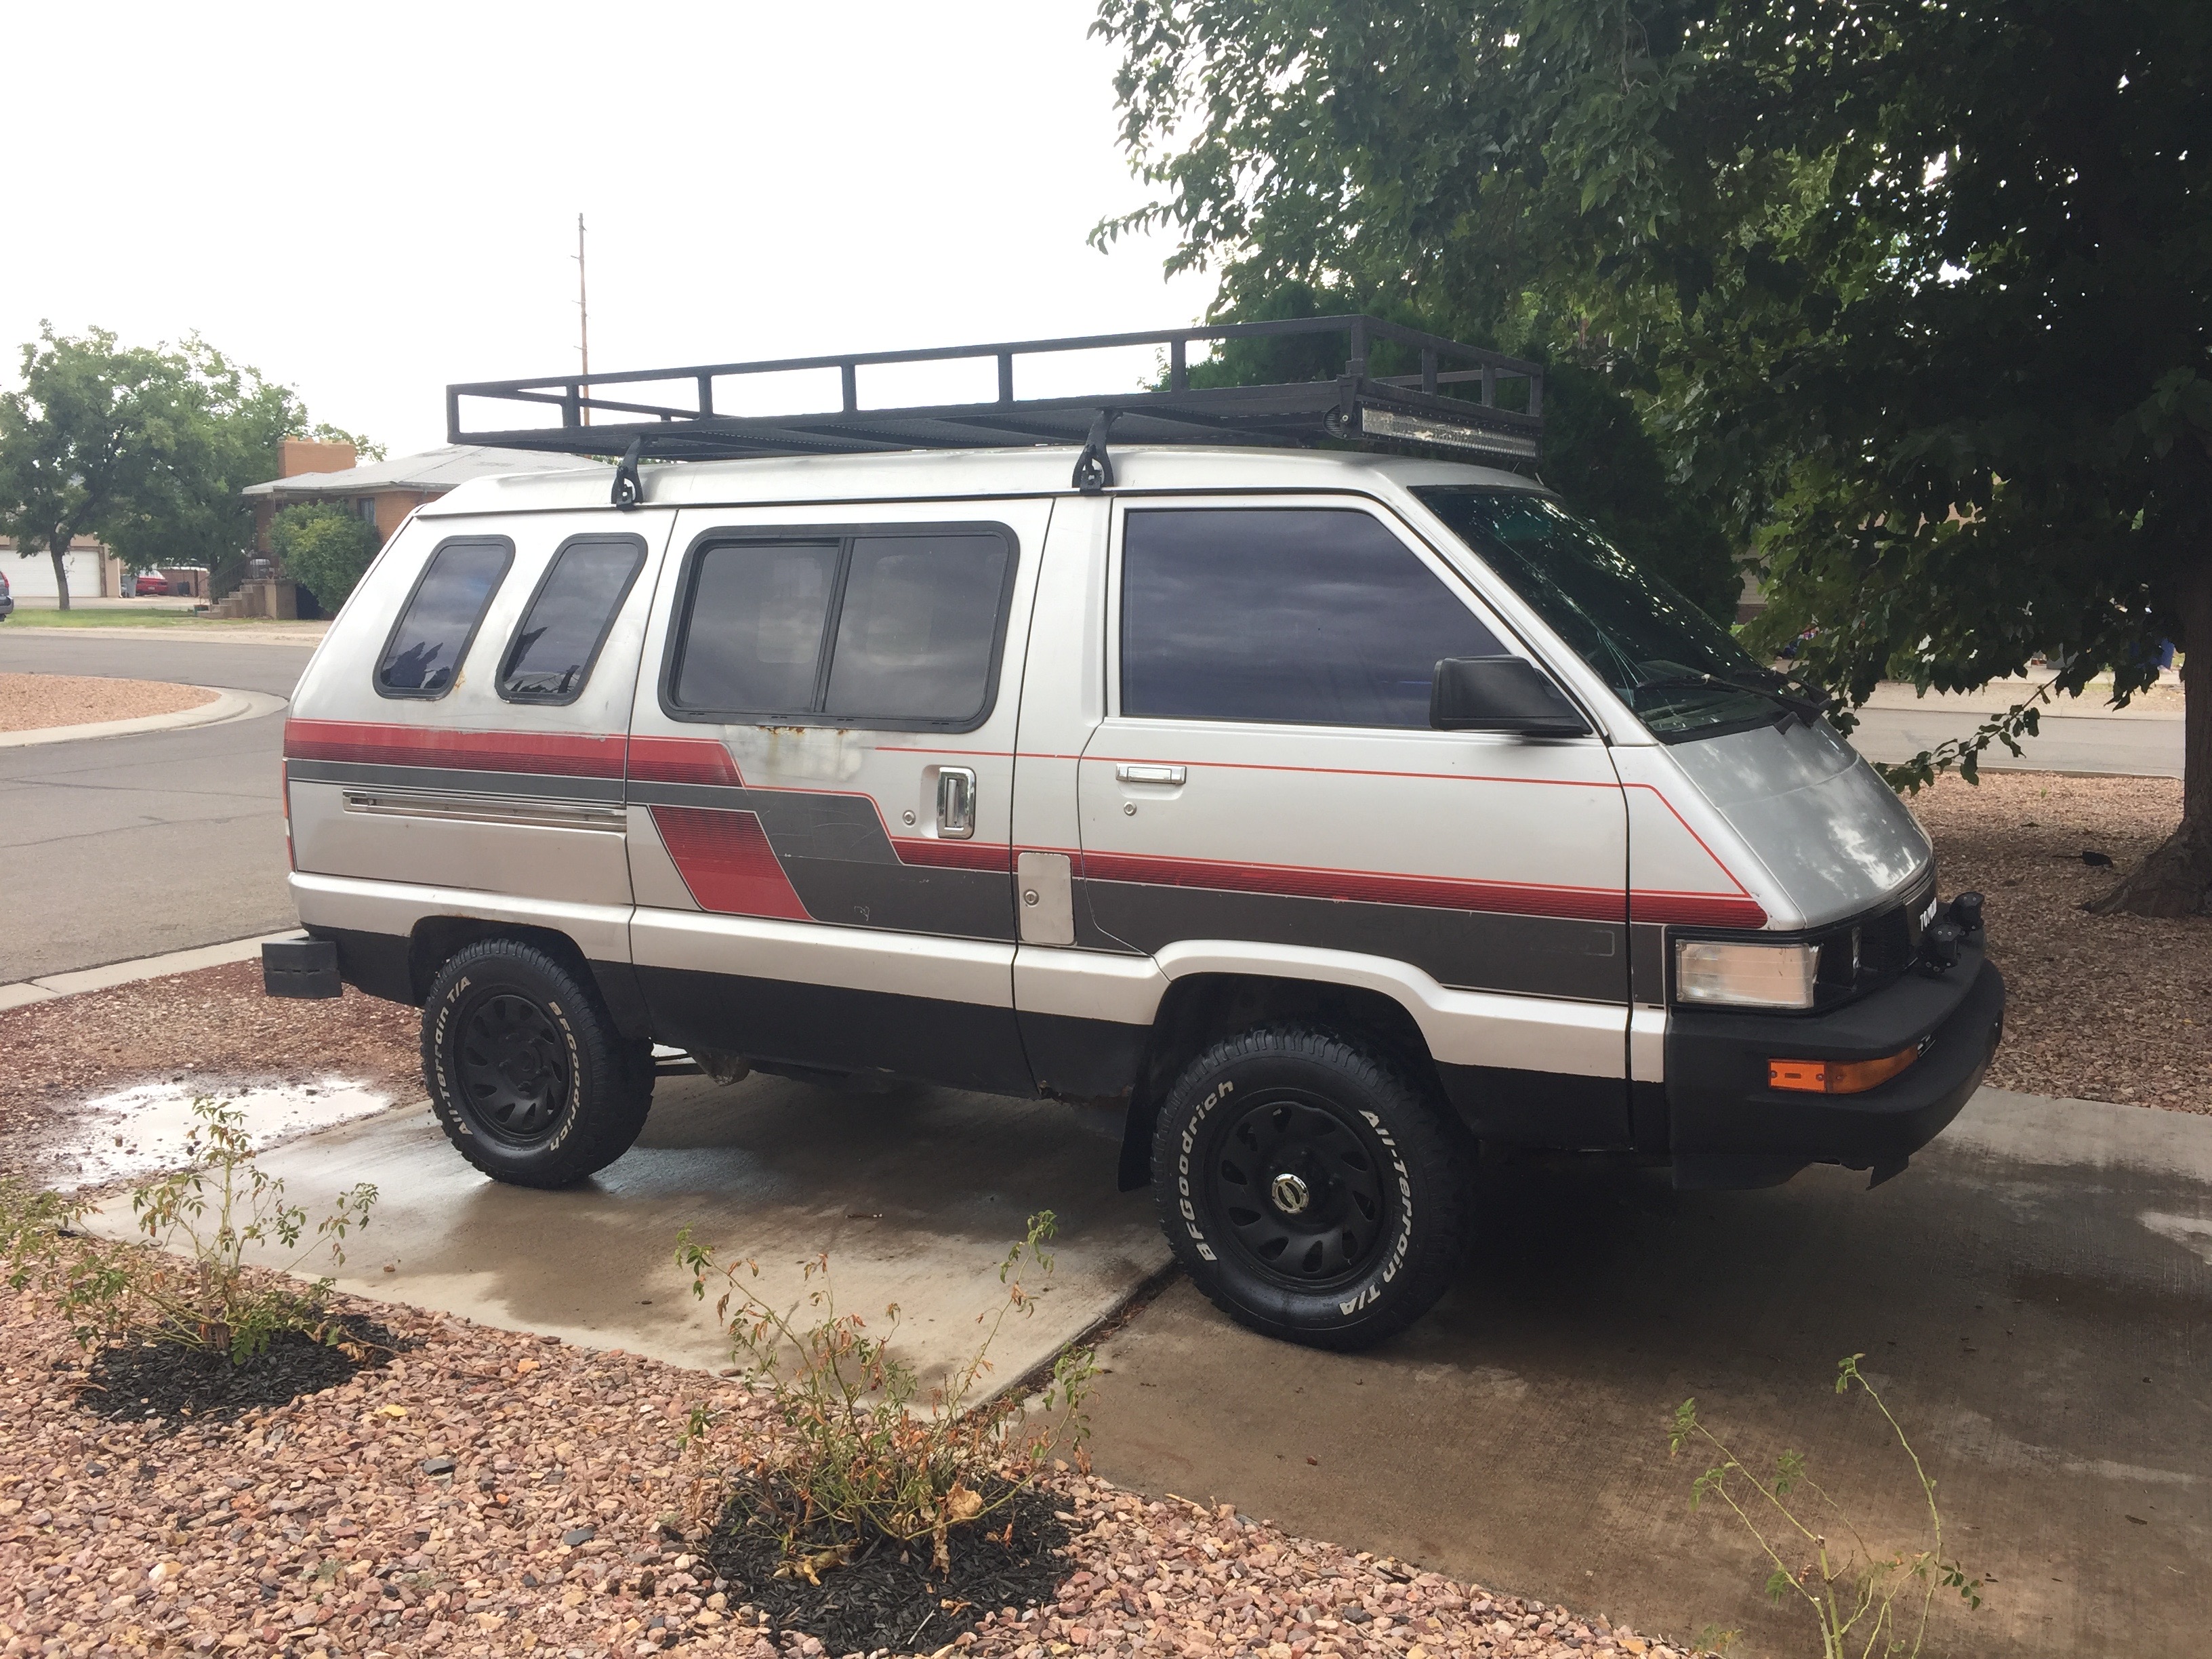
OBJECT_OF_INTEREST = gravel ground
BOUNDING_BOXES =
[0,1288,1700,1659]
[0,673,216,733]
[0,962,422,1187]
[1908,771,2211,1111]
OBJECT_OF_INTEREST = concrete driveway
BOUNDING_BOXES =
[0,633,312,979]
[1084,1088,2212,1657]
[94,1069,1170,1393]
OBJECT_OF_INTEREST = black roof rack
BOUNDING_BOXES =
[447,315,1541,497]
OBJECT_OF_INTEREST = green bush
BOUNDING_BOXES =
[676,1211,1096,1573]
[1671,1355,1983,1657]
[268,501,381,613]
[0,1097,377,1366]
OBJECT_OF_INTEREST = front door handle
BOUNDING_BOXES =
[1115,763,1186,785]
[937,767,977,838]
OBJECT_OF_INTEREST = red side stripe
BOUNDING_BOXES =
[1077,849,1629,924]
[283,718,626,779]
[628,735,745,787]
[650,806,813,920]
[1630,893,1770,928]
[890,837,1013,873]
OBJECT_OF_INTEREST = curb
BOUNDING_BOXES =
[0,622,328,644]
[0,930,305,1012]
[0,686,287,748]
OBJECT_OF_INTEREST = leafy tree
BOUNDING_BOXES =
[0,325,185,609]
[0,325,379,609]
[1161,281,1740,619]
[1092,0,2212,915]
[268,501,381,613]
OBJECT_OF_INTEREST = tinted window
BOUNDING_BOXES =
[1120,508,1501,727]
[499,535,646,703]
[823,534,1010,722]
[375,537,512,698]
[672,541,840,712]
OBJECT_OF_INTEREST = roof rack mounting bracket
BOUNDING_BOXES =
[1072,409,1118,495]
[611,437,644,510]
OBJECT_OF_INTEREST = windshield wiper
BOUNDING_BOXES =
[1627,670,1830,726]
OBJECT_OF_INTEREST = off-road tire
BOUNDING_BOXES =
[1150,1023,1473,1349]
[422,939,654,1188]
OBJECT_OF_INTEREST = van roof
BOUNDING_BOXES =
[417,444,1545,518]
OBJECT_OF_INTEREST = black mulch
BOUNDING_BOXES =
[73,1318,402,1428]
[704,1478,1073,1656]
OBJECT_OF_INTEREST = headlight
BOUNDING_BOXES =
[1674,939,1818,1009]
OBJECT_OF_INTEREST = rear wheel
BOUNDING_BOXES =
[1151,1023,1473,1349]
[422,939,653,1187]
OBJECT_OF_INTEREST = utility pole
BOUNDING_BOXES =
[575,212,590,426]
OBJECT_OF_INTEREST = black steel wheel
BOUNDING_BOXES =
[1151,1023,1473,1349]
[455,990,572,1143]
[422,939,653,1187]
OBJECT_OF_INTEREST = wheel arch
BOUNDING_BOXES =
[407,916,653,1040]
[1116,968,1439,1191]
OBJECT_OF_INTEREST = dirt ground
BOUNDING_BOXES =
[0,962,421,1187]
[0,1288,1698,1659]
[1908,771,2210,1111]
[0,672,216,733]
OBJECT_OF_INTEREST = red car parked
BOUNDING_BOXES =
[133,574,170,597]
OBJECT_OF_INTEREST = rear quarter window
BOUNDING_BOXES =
[498,534,647,704]
[375,535,514,699]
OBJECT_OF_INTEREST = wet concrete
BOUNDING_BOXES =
[88,1069,1167,1391]
[1081,1088,2212,1657]
[47,1076,391,1191]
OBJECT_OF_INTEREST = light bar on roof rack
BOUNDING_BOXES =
[1357,403,1541,461]
[446,315,1543,486]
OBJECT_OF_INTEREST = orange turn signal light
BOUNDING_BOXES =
[1768,1044,1921,1095]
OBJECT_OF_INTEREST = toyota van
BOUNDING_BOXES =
[276,317,2005,1349]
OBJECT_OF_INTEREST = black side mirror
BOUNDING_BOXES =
[1430,656,1592,737]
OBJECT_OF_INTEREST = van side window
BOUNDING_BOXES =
[672,541,841,712]
[666,526,1016,731]
[823,535,1010,723]
[374,536,514,699]
[498,534,647,704]
[1120,508,1502,729]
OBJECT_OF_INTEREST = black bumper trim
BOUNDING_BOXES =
[1666,943,2005,1189]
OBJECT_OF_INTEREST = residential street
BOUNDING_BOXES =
[1849,707,2185,778]
[0,632,312,980]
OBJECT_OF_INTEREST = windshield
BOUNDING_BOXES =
[1414,488,1782,741]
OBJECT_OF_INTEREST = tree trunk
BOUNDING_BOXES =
[47,536,71,612]
[2086,552,2212,916]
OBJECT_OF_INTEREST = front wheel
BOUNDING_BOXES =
[1150,1024,1473,1349]
[422,939,653,1187]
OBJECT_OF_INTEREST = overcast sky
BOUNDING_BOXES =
[1,1,1215,456]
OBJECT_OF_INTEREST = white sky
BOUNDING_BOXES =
[1,1,1214,456]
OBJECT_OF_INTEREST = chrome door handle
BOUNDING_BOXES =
[936,767,977,838]
[1115,763,1186,785]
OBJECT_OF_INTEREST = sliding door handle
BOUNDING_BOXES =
[1115,763,1186,785]
[936,767,977,838]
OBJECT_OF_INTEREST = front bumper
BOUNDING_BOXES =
[1666,939,2005,1189]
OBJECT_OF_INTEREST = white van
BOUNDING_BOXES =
[277,319,2004,1349]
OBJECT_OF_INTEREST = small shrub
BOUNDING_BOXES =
[677,1210,1096,1572]
[0,1097,377,1365]
[268,501,380,612]
[1670,1355,1983,1659]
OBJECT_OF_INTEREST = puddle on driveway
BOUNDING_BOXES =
[45,1077,394,1191]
